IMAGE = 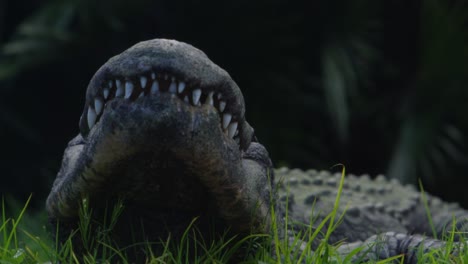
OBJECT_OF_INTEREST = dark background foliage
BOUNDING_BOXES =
[1,0,468,210]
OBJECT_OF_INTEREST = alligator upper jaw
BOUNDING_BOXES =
[79,38,253,150]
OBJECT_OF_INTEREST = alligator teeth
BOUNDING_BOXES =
[87,107,97,129]
[227,122,238,138]
[206,92,214,106]
[125,81,134,99]
[222,113,232,129]
[140,76,147,88]
[169,80,177,94]
[192,89,201,105]
[178,82,186,94]
[103,88,110,99]
[151,80,159,94]
[219,101,226,112]
[94,98,103,115]
[115,80,124,97]
[96,74,240,145]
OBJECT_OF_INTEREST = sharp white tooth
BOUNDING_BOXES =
[140,76,147,88]
[151,72,156,79]
[184,96,189,103]
[219,101,226,112]
[178,82,186,94]
[169,81,177,94]
[108,80,113,88]
[87,107,97,129]
[234,129,239,136]
[103,88,110,99]
[228,122,238,138]
[192,89,201,105]
[151,80,159,94]
[125,81,134,99]
[94,98,103,115]
[217,93,222,100]
[138,92,144,98]
[206,92,214,106]
[115,80,124,97]
[222,113,232,129]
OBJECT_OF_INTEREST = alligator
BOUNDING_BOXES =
[46,39,468,263]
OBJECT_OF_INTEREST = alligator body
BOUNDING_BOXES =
[277,167,468,261]
[47,39,468,263]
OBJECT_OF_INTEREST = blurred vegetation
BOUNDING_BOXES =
[1,0,468,208]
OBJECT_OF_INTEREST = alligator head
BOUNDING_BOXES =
[46,39,274,245]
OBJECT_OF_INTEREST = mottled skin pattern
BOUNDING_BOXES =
[47,39,468,263]
[277,168,467,262]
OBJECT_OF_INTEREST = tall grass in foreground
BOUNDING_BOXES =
[1,168,467,263]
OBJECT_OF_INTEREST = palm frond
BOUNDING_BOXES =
[387,0,468,184]
[319,0,380,143]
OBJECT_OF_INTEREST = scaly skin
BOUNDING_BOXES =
[276,168,468,262]
[47,39,468,263]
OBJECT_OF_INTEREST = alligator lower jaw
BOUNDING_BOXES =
[85,154,228,243]
[58,93,244,239]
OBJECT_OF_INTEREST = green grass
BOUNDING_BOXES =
[1,169,467,263]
